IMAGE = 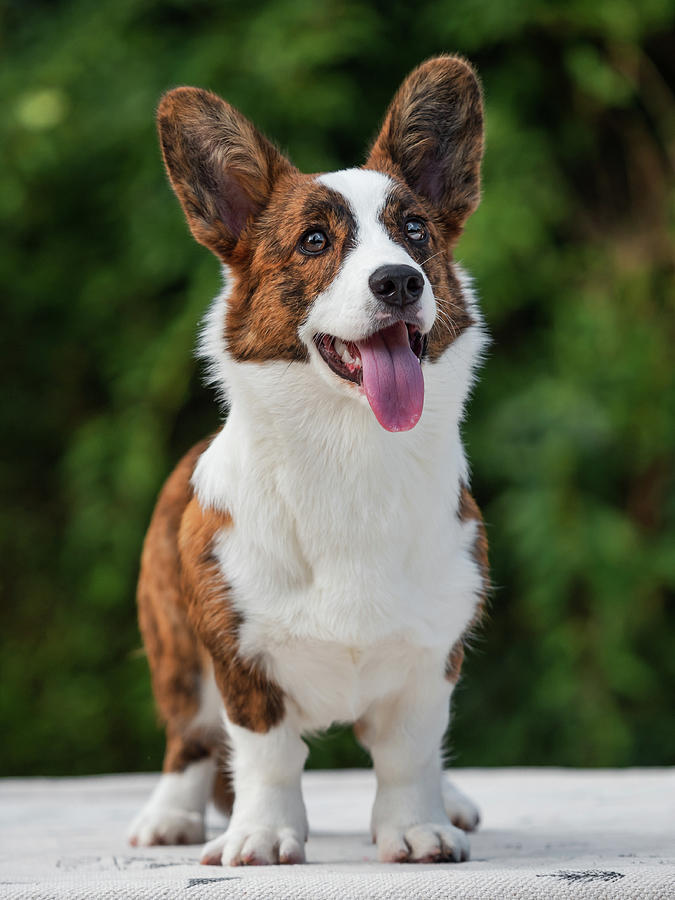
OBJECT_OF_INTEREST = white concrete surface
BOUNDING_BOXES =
[1,768,673,898]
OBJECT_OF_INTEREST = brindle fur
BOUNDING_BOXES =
[178,498,286,732]
[444,484,490,682]
[137,439,283,815]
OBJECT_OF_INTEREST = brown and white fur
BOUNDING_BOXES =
[129,56,489,866]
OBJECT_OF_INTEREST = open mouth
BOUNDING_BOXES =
[313,324,425,385]
[313,322,427,433]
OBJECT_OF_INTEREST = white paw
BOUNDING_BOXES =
[377,821,470,863]
[128,806,205,846]
[442,779,480,832]
[201,825,305,866]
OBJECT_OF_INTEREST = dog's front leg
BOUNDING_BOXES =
[201,716,308,866]
[360,664,471,864]
[179,498,309,866]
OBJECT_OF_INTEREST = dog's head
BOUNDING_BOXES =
[157,56,484,432]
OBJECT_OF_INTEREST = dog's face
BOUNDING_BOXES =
[157,57,483,431]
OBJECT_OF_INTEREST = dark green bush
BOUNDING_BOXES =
[1,0,673,774]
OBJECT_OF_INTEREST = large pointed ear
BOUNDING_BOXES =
[157,88,295,260]
[366,56,484,241]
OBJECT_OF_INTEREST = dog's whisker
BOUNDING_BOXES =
[435,293,464,316]
[433,303,459,341]
[420,248,447,268]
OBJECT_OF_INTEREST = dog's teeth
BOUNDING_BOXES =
[335,338,354,365]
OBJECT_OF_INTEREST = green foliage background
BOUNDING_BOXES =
[1,0,674,775]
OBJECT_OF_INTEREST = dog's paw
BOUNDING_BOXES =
[128,806,205,846]
[377,822,470,863]
[201,826,305,866]
[442,779,480,832]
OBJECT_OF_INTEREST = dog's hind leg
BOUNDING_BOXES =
[128,441,229,846]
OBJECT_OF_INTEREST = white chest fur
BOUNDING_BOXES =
[192,308,486,730]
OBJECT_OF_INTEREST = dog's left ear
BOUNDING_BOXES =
[366,56,484,241]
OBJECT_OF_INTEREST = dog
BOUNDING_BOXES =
[128,55,489,866]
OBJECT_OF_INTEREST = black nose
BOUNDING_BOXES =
[369,265,424,307]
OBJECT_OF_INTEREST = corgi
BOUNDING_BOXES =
[128,55,489,866]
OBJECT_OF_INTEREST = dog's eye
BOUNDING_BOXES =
[405,219,427,242]
[299,229,329,255]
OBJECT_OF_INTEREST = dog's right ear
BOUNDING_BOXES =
[157,88,295,261]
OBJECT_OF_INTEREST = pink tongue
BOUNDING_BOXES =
[356,321,424,432]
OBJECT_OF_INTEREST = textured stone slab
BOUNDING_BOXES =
[1,768,673,898]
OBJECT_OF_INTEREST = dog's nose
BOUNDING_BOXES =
[369,265,424,308]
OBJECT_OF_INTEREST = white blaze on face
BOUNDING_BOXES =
[302,168,437,432]
[304,169,436,340]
